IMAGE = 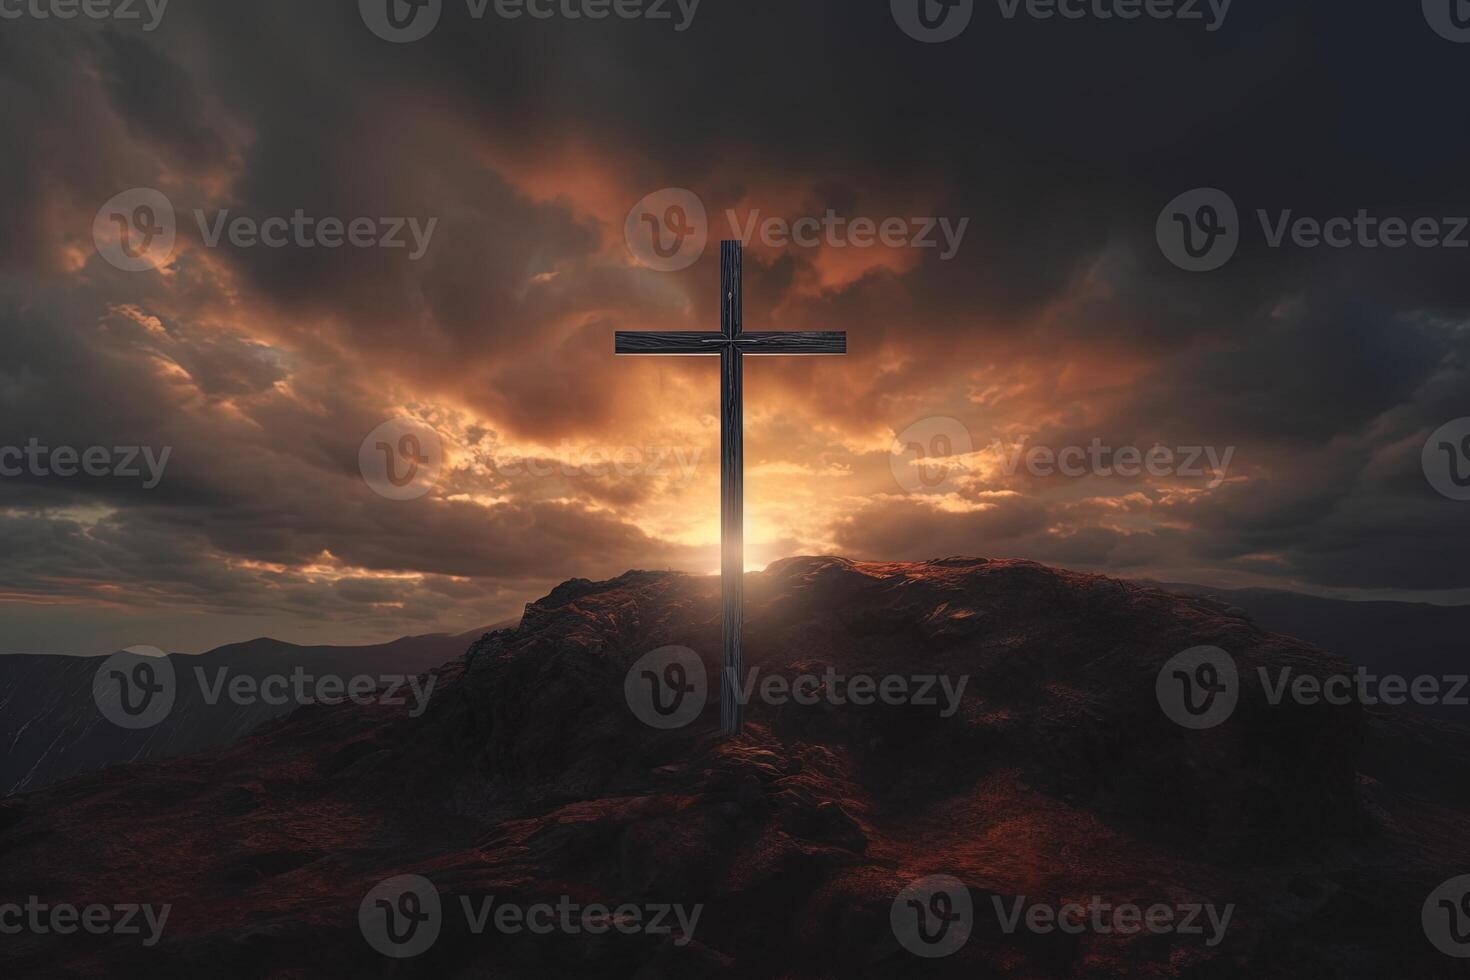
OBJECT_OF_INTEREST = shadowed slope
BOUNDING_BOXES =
[0,558,1465,978]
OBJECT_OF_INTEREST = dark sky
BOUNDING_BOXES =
[1,0,1468,653]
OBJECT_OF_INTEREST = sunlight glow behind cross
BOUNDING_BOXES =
[615,241,847,736]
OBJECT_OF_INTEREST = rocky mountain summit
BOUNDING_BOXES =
[1,557,1466,977]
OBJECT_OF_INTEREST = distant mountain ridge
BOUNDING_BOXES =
[1151,582,1470,722]
[0,623,513,796]
[7,577,1469,800]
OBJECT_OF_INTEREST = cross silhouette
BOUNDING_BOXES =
[616,241,847,736]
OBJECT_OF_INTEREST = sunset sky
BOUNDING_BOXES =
[3,1,1469,654]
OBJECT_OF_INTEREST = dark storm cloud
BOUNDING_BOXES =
[0,285,702,633]
[97,31,233,172]
[0,0,1467,652]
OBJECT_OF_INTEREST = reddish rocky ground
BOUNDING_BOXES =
[2,557,1467,977]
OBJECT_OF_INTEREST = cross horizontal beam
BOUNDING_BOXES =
[615,331,846,355]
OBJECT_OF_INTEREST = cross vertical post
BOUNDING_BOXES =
[615,240,847,738]
[719,242,744,736]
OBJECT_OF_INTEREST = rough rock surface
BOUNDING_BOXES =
[1,557,1466,977]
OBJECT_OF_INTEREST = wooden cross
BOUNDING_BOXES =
[616,241,847,736]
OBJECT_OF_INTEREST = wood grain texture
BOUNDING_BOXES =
[721,240,742,339]
[615,331,847,355]
[614,332,725,355]
[735,332,847,354]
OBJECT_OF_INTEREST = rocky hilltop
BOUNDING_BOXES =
[1,557,1466,977]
